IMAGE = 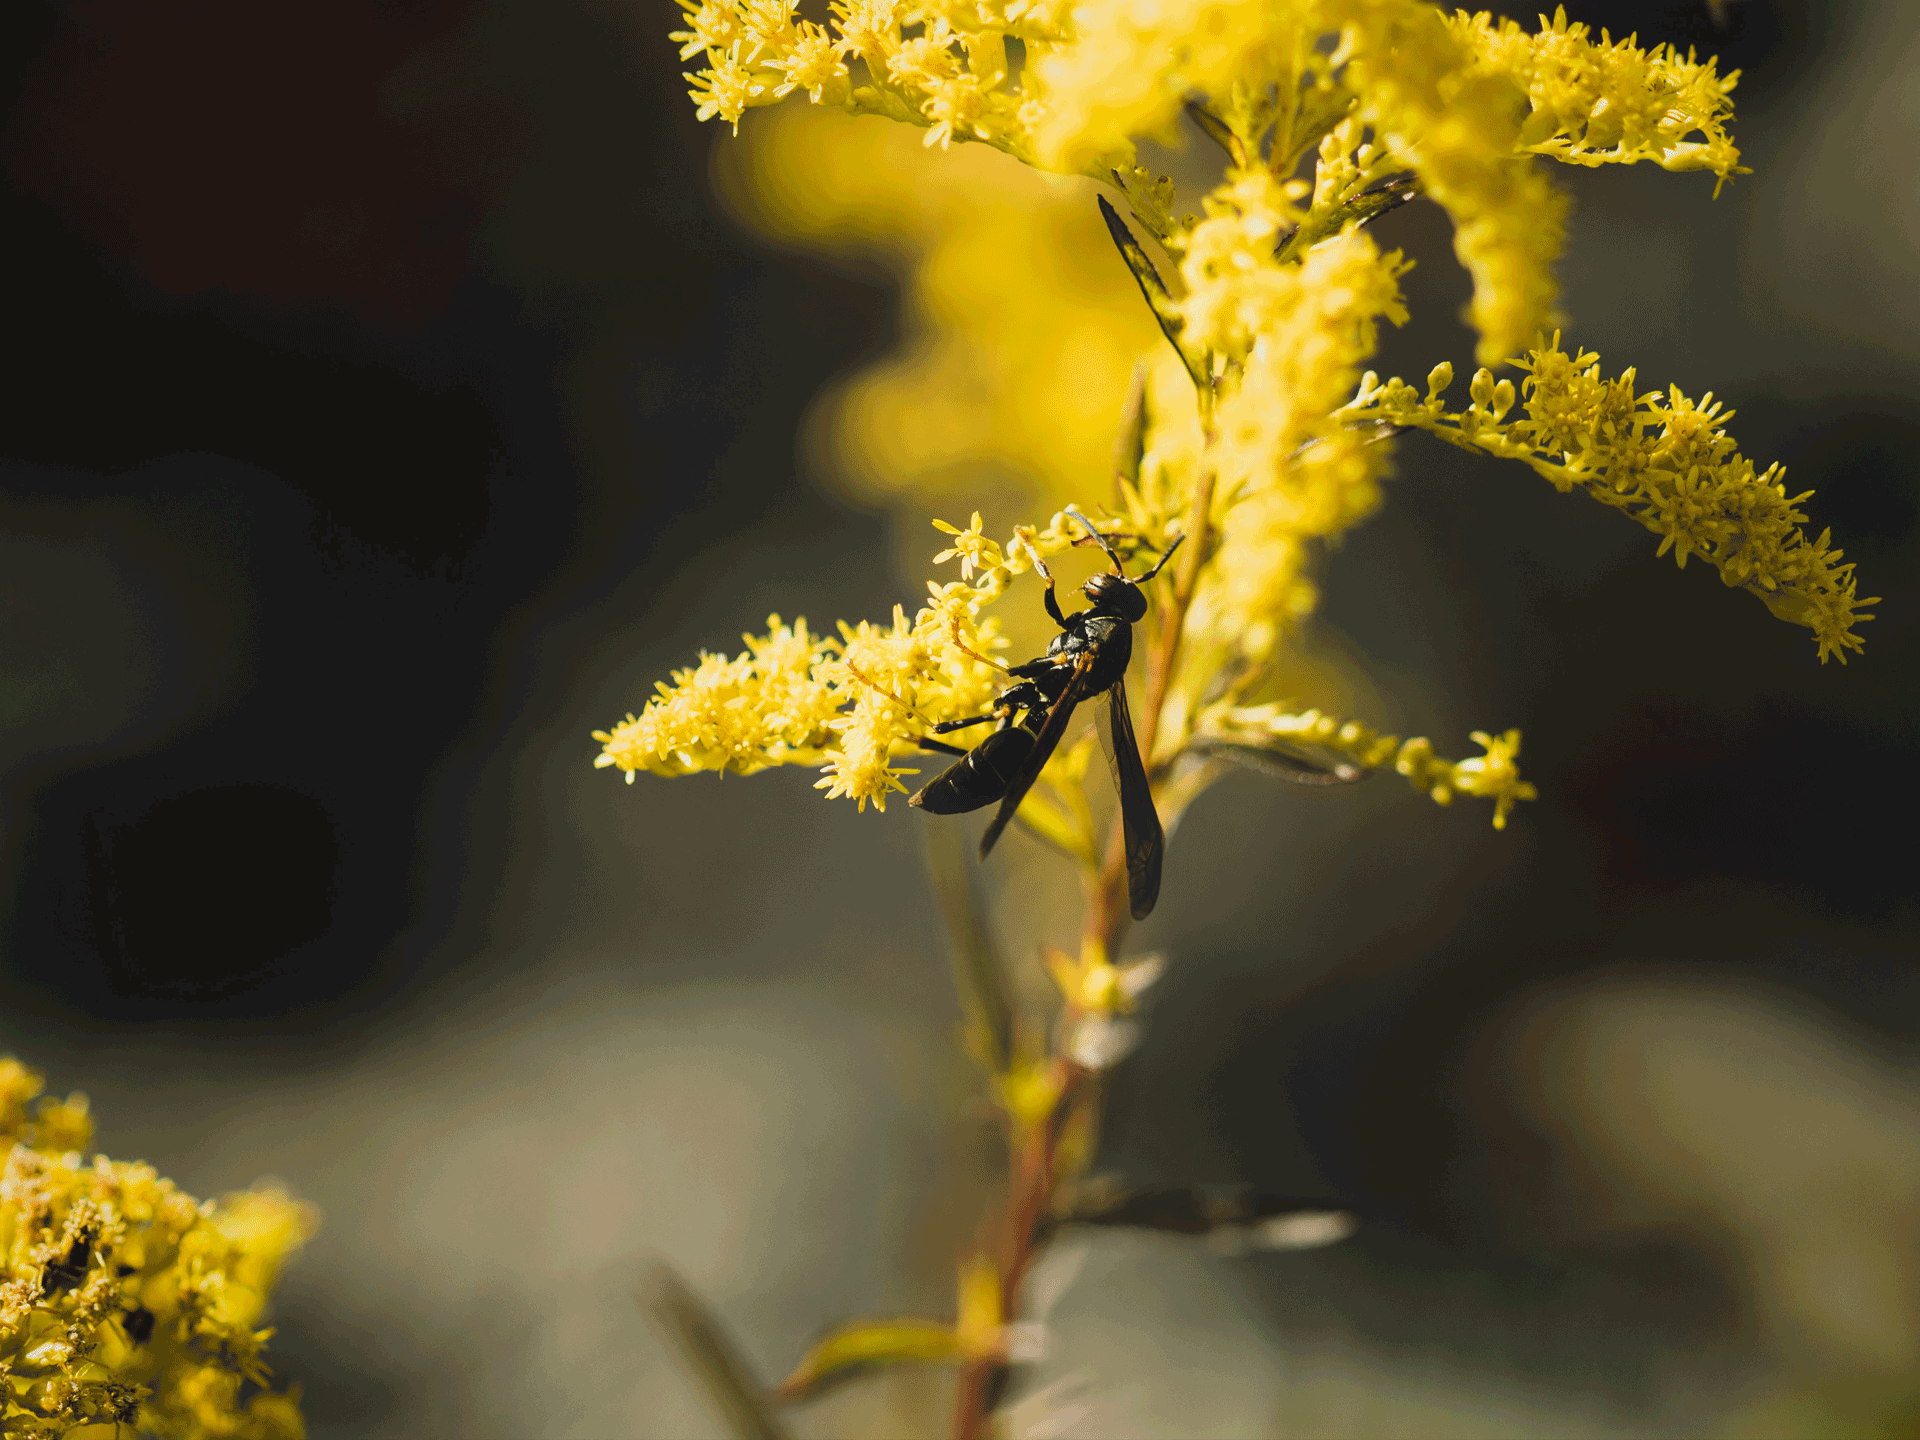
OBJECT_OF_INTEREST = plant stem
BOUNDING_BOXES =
[951,466,1216,1440]
[951,1098,1066,1440]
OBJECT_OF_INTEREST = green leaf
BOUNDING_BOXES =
[1014,788,1098,869]
[1186,737,1371,786]
[1097,195,1210,394]
[777,1319,959,1401]
[1183,102,1243,166]
[639,1262,793,1440]
[922,825,1015,1074]
[1340,173,1419,230]
[1280,173,1420,264]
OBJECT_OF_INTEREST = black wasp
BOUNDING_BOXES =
[909,510,1182,920]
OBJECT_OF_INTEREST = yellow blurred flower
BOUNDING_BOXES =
[714,104,1168,512]
[0,1057,314,1439]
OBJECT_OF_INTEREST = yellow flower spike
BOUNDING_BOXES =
[598,516,1041,804]
[670,0,744,61]
[1445,5,1746,191]
[1341,337,1877,662]
[1198,705,1532,824]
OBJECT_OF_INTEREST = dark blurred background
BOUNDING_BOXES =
[1,1,1915,1435]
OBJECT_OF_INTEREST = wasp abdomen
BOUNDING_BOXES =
[911,726,1037,814]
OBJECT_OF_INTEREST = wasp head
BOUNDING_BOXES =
[1083,571,1147,621]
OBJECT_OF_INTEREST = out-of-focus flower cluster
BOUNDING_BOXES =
[709,104,1168,511]
[0,1057,315,1440]
[1340,341,1878,663]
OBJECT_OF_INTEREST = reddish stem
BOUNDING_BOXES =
[952,476,1215,1440]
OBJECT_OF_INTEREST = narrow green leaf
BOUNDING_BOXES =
[1186,737,1370,786]
[777,1318,959,1402]
[1183,102,1243,166]
[639,1261,793,1440]
[1280,173,1420,264]
[1342,173,1419,231]
[1097,195,1210,394]
[1014,787,1098,869]
[922,824,1015,1074]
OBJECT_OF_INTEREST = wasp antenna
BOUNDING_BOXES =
[1012,533,1053,583]
[1133,533,1184,583]
[1064,504,1126,573]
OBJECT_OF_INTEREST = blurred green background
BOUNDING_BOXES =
[1,1,1916,1435]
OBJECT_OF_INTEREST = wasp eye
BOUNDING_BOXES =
[1085,573,1147,621]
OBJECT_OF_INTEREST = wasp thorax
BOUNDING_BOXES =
[1083,572,1147,621]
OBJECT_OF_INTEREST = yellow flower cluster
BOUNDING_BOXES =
[644,0,1860,872]
[594,514,1114,811]
[678,0,1741,361]
[1197,705,1538,827]
[1339,341,1877,663]
[0,1057,315,1440]
[1448,9,1744,187]
[1175,167,1412,658]
[692,3,1762,691]
[673,0,1068,155]
[592,618,844,779]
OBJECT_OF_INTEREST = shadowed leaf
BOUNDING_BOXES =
[640,1261,793,1440]
[1187,737,1371,786]
[1050,1177,1359,1249]
[1184,101,1243,165]
[1097,195,1209,393]
[776,1318,959,1402]
[922,824,1015,1074]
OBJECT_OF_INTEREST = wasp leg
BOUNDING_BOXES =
[1025,550,1069,629]
[916,737,970,757]
[932,711,1001,735]
[1041,570,1068,628]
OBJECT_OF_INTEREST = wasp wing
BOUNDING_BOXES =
[1106,677,1163,919]
[978,651,1095,861]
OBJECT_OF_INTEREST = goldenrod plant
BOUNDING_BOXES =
[0,1057,314,1438]
[609,3,1873,1435]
